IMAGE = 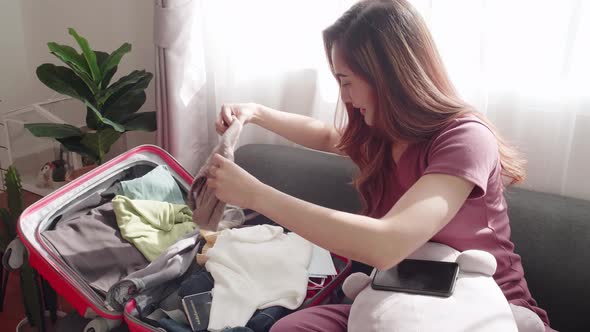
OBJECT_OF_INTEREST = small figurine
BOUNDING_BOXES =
[36,160,69,188]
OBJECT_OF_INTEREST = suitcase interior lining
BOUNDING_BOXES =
[37,162,190,310]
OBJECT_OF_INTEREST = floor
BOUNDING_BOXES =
[0,190,75,331]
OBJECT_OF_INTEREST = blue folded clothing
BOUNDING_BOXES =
[120,165,185,204]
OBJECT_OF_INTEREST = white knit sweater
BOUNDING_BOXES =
[205,225,312,330]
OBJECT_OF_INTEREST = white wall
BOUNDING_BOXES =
[0,0,156,148]
[0,0,31,112]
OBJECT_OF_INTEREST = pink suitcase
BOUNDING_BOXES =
[17,145,351,332]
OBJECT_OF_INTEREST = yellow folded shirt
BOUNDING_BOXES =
[112,195,197,261]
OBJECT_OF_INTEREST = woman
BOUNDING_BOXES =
[206,0,552,331]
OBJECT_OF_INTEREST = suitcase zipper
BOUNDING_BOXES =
[123,300,166,332]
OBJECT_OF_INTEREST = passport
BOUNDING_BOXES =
[182,291,212,331]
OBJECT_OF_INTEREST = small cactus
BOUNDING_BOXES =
[0,166,43,328]
[0,167,24,248]
[6,166,23,222]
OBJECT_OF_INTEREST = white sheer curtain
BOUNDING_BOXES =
[155,0,590,200]
[155,0,354,174]
[193,0,356,149]
[412,0,590,200]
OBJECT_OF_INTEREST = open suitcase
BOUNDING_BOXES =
[17,145,352,332]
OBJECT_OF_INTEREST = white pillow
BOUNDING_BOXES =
[343,242,518,332]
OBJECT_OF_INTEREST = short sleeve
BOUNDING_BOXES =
[424,120,498,199]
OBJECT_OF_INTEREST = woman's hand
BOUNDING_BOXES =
[215,103,259,135]
[206,153,265,209]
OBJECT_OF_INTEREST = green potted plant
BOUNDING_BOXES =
[25,28,156,166]
[0,166,45,329]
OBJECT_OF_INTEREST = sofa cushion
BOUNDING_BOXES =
[235,144,360,214]
[506,188,590,332]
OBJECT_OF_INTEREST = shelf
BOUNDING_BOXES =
[20,174,68,197]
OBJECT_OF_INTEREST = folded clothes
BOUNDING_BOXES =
[106,229,203,311]
[178,266,215,298]
[167,305,290,332]
[205,225,312,331]
[158,318,193,332]
[120,164,185,204]
[245,306,292,332]
[113,195,197,261]
[42,193,149,295]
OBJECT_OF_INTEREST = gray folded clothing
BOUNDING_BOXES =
[188,120,243,230]
[42,194,149,295]
[105,228,203,311]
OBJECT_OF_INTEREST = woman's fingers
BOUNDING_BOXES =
[221,104,235,127]
[215,122,226,134]
[206,177,217,189]
[208,165,219,177]
[211,153,227,167]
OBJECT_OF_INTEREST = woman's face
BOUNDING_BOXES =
[331,44,376,126]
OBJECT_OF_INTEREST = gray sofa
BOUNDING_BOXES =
[235,144,590,332]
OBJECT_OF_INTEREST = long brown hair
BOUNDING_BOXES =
[323,0,526,217]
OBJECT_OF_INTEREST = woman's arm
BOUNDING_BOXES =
[252,104,343,155]
[249,172,474,270]
[207,153,473,270]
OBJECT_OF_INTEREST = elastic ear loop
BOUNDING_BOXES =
[308,277,326,290]
[223,205,260,223]
[222,205,246,224]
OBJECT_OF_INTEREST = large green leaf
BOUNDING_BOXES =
[57,136,99,163]
[100,43,131,77]
[36,64,94,102]
[115,111,157,132]
[85,106,101,130]
[81,128,122,163]
[47,43,91,78]
[101,68,117,91]
[85,102,125,133]
[68,28,101,83]
[24,123,83,139]
[98,70,152,106]
[46,42,97,93]
[103,90,146,119]
[96,51,117,89]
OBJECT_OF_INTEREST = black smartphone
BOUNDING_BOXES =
[371,259,459,297]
